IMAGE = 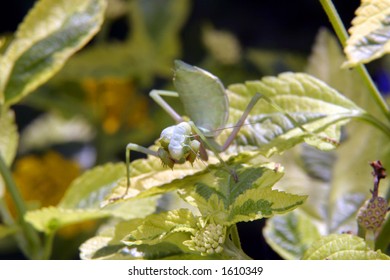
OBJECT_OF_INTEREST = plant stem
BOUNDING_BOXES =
[375,214,390,251]
[365,230,376,250]
[0,153,42,259]
[42,232,55,260]
[356,114,390,139]
[229,224,242,250]
[223,234,252,260]
[319,0,390,121]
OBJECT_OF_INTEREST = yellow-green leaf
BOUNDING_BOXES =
[0,0,106,106]
[103,149,217,204]
[224,72,364,156]
[59,162,158,220]
[25,207,109,234]
[80,219,192,260]
[263,211,321,260]
[344,0,390,67]
[122,209,196,246]
[303,234,390,260]
[0,109,18,166]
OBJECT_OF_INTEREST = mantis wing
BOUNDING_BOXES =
[173,60,229,137]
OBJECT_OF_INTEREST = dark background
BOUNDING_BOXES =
[0,0,359,51]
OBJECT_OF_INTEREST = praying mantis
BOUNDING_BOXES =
[116,60,261,200]
[111,60,338,202]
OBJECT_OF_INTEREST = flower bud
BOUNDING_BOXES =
[357,196,388,232]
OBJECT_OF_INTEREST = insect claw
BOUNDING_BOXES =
[231,169,239,182]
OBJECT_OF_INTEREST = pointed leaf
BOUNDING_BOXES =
[59,162,158,220]
[303,234,390,260]
[344,0,390,67]
[227,188,307,225]
[59,163,127,209]
[262,29,390,255]
[263,211,322,260]
[224,72,364,157]
[102,148,220,204]
[0,109,18,166]
[178,159,307,225]
[307,28,390,232]
[52,0,190,85]
[25,206,108,234]
[122,209,196,246]
[0,0,106,105]
[0,109,18,198]
[80,219,195,260]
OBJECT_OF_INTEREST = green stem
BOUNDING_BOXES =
[229,224,242,250]
[319,0,390,121]
[223,234,252,260]
[0,153,42,259]
[375,212,390,252]
[42,232,56,260]
[0,198,15,226]
[355,114,390,139]
[365,230,376,250]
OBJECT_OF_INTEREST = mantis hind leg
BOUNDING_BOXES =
[110,143,159,202]
[221,92,262,151]
[258,94,339,146]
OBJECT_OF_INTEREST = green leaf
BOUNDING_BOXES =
[80,219,198,260]
[224,72,364,157]
[306,28,390,232]
[59,0,190,85]
[60,162,158,220]
[177,159,307,225]
[126,0,190,80]
[263,29,390,257]
[25,162,159,233]
[0,224,18,240]
[263,211,321,260]
[81,219,143,260]
[0,109,18,166]
[18,113,94,153]
[343,0,390,67]
[303,234,390,260]
[25,206,108,234]
[0,0,106,106]
[0,109,18,197]
[59,163,127,209]
[102,149,215,204]
[247,48,306,75]
[227,188,306,225]
[122,209,196,246]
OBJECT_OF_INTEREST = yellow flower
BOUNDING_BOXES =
[9,151,80,209]
[6,151,95,239]
[81,77,150,134]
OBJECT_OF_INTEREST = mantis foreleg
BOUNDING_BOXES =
[111,143,159,202]
[149,90,184,123]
